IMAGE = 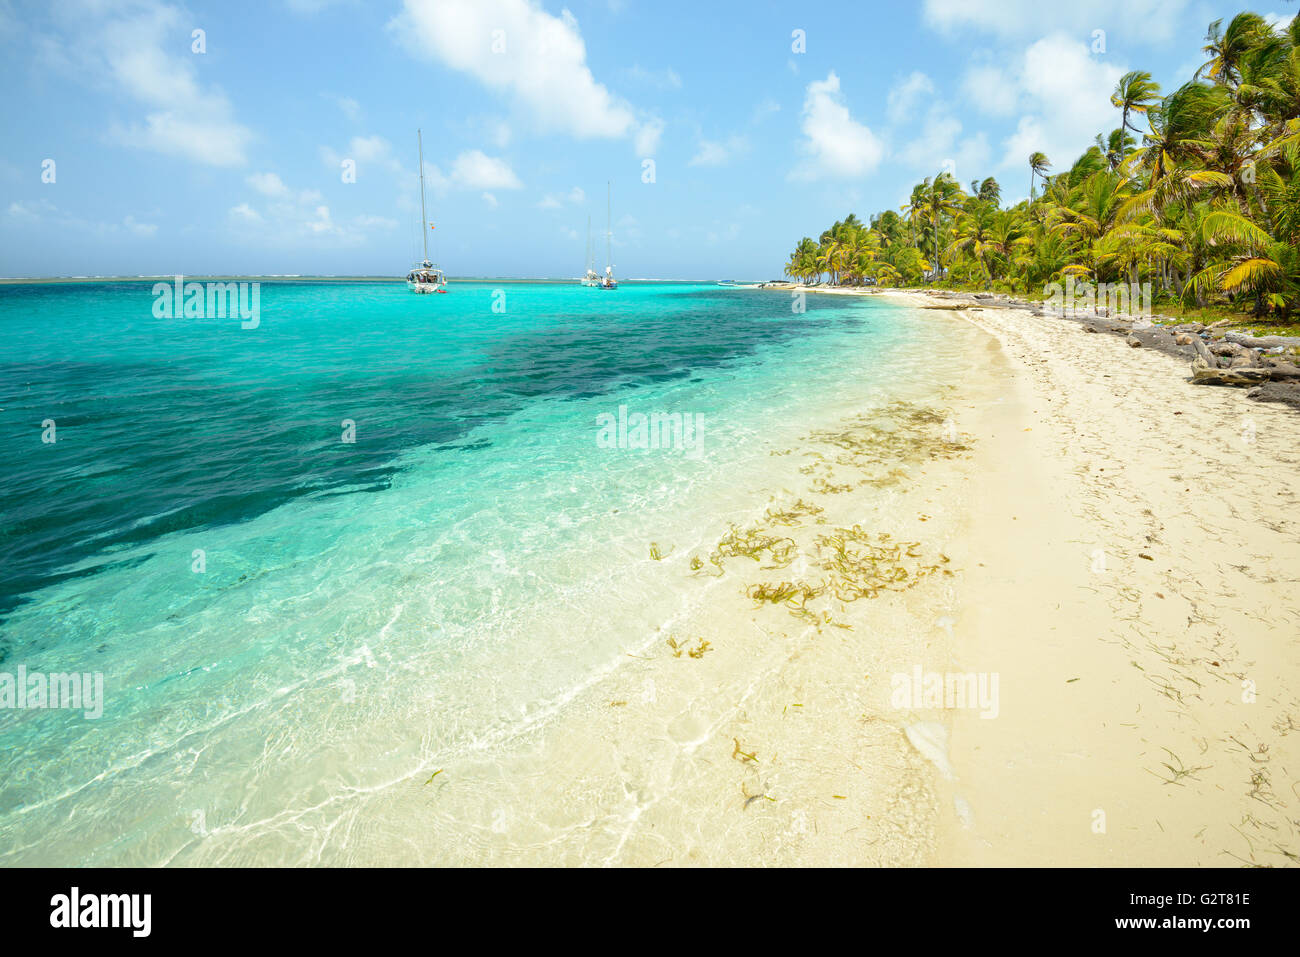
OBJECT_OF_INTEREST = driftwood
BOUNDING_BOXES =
[1191,359,1300,386]
[1190,336,1218,368]
[1223,331,1300,350]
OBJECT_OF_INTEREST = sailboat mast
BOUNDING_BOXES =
[418,129,428,262]
[605,181,612,270]
[586,215,592,273]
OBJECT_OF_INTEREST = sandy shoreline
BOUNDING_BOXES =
[877,288,1299,866]
[366,287,1299,866]
[544,287,1298,866]
[340,286,1292,867]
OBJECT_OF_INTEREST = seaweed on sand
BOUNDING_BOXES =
[649,542,673,561]
[810,477,855,494]
[732,738,759,763]
[708,524,798,571]
[745,580,825,608]
[667,635,712,659]
[804,401,972,482]
[763,498,824,526]
[688,639,712,658]
[814,526,951,602]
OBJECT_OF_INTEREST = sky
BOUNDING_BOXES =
[0,0,1293,279]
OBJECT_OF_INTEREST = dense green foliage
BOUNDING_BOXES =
[784,12,1300,319]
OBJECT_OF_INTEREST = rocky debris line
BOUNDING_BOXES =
[911,289,1300,412]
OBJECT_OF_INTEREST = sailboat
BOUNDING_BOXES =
[406,129,447,294]
[600,180,618,290]
[580,215,600,286]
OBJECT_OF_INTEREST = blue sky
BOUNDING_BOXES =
[0,0,1291,279]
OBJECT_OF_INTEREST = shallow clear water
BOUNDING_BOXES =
[0,280,968,864]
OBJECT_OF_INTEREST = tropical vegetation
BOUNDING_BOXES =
[783,11,1300,321]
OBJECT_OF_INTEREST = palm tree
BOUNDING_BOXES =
[976,177,1002,204]
[1046,169,1135,279]
[782,10,1300,321]
[1245,45,1300,140]
[1181,110,1272,212]
[923,172,965,280]
[1028,152,1051,200]
[900,184,928,250]
[1096,129,1137,170]
[1197,14,1272,89]
[1186,160,1300,316]
[1111,71,1162,140]
[1134,82,1231,185]
[948,201,998,287]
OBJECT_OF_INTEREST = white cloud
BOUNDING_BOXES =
[306,206,336,234]
[634,116,664,156]
[887,72,935,124]
[482,192,499,208]
[5,199,159,237]
[123,215,157,236]
[229,203,262,223]
[231,172,393,245]
[627,64,682,89]
[485,118,512,148]
[349,135,393,163]
[690,142,729,167]
[391,0,656,151]
[320,135,415,195]
[6,199,55,222]
[962,61,1019,117]
[328,94,361,121]
[537,185,585,209]
[995,34,1125,186]
[421,161,450,193]
[900,107,991,181]
[689,135,748,167]
[248,171,327,206]
[790,71,884,180]
[247,172,290,197]
[448,150,521,190]
[286,0,350,12]
[922,0,1190,42]
[45,1,254,167]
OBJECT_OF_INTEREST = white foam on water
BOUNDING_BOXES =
[905,721,956,781]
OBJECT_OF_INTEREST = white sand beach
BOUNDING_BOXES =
[339,290,1300,866]
[932,292,1300,867]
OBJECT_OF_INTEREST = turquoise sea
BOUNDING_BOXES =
[0,280,971,864]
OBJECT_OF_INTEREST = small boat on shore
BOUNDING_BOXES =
[407,129,446,294]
